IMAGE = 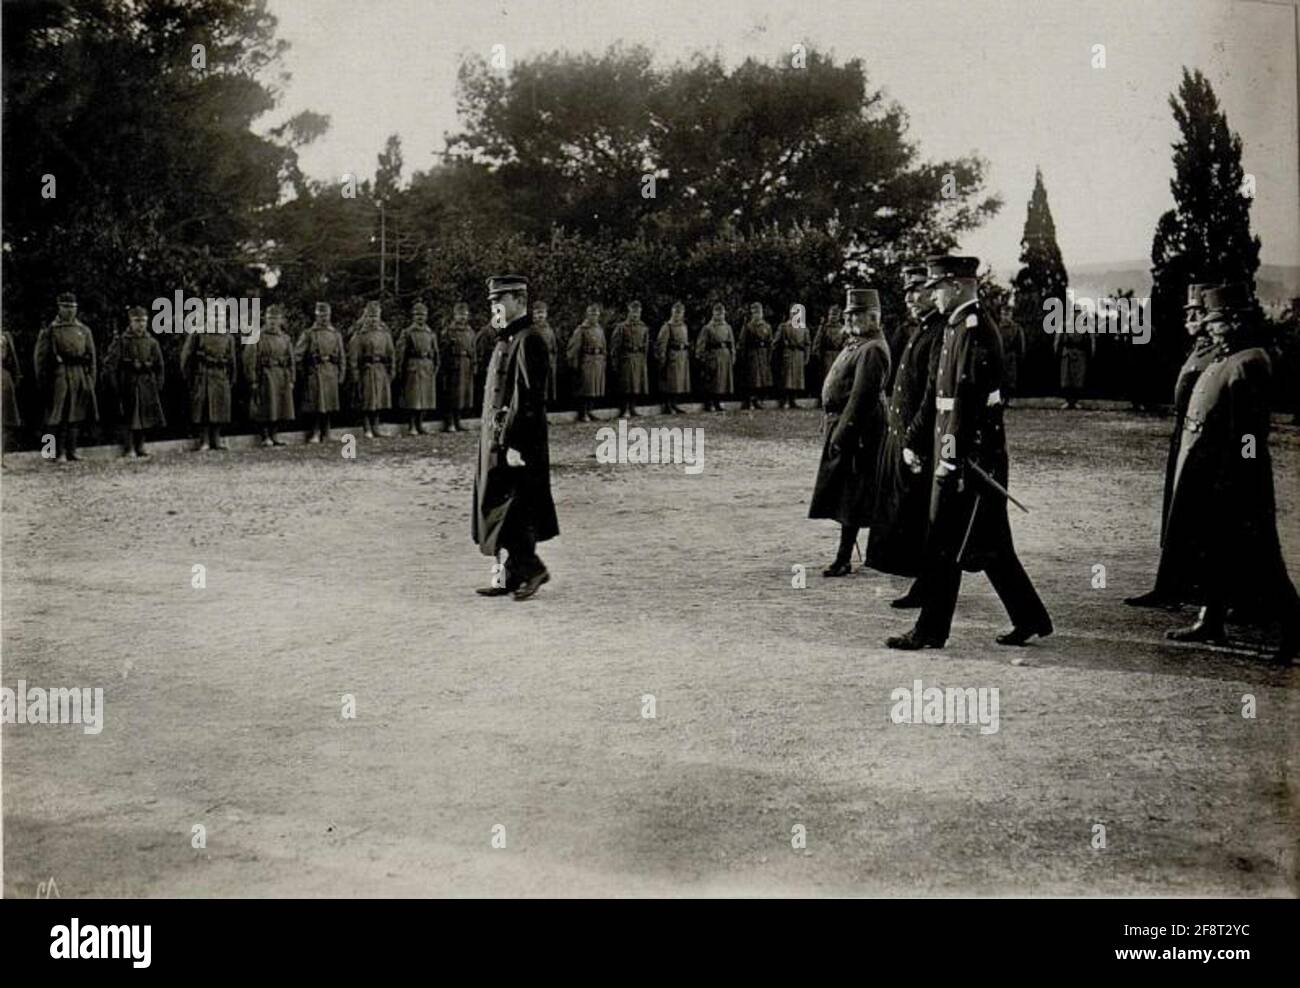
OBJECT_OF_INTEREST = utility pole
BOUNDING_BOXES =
[377,200,387,297]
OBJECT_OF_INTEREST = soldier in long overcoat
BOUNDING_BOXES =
[773,303,811,408]
[737,302,774,409]
[998,308,1026,407]
[348,301,395,439]
[1055,324,1094,408]
[566,303,607,422]
[242,303,295,446]
[609,300,651,417]
[180,305,237,451]
[1157,283,1299,660]
[472,275,559,601]
[103,305,166,457]
[440,303,476,432]
[809,289,891,577]
[810,305,844,409]
[887,256,1051,650]
[693,304,735,412]
[473,318,497,416]
[867,266,945,598]
[1125,283,1217,609]
[532,302,559,404]
[655,302,691,414]
[395,302,439,436]
[34,293,98,461]
[2,327,24,453]
[295,302,346,443]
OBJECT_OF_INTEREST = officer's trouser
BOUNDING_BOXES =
[916,551,1048,643]
[915,493,1048,642]
[502,524,544,587]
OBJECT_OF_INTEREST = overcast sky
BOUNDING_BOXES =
[265,0,1299,272]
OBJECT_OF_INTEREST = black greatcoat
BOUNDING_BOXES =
[867,312,944,576]
[472,313,560,556]
[1160,342,1296,612]
[808,333,890,527]
[926,301,1012,573]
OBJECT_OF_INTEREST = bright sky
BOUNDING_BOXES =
[265,0,1299,271]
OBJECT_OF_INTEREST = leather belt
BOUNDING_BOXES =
[935,389,1002,412]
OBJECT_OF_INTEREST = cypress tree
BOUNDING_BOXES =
[1011,167,1069,391]
[1148,68,1261,398]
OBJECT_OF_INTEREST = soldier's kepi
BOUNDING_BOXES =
[472,275,559,601]
[886,254,1053,651]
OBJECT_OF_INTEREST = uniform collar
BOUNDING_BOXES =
[496,312,531,341]
[947,298,978,326]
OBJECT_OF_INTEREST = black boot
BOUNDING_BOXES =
[1166,605,1227,644]
[1124,589,1180,609]
[65,425,81,461]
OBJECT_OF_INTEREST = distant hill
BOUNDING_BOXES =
[993,261,1300,302]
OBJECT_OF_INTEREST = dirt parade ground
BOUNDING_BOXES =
[2,406,1297,897]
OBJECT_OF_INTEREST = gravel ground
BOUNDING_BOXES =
[2,406,1297,897]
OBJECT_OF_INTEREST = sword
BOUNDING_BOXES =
[957,494,981,566]
[965,459,1030,514]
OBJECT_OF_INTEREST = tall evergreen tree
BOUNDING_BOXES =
[1148,67,1262,395]
[1011,167,1068,389]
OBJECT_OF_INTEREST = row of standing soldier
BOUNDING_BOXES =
[1,294,858,460]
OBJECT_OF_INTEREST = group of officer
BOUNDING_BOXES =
[807,256,1053,651]
[1123,281,1299,659]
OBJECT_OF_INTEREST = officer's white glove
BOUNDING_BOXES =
[506,448,525,467]
[902,448,921,473]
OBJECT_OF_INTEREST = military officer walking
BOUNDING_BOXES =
[103,305,166,457]
[34,293,98,462]
[1155,283,1299,660]
[473,275,559,601]
[887,256,1052,650]
[808,288,891,577]
[694,303,735,412]
[867,266,945,604]
[440,302,476,432]
[737,302,774,410]
[395,302,439,436]
[243,302,295,446]
[655,301,691,414]
[609,300,651,417]
[180,304,237,451]
[566,303,607,422]
[295,302,346,443]
[773,303,811,408]
[1125,283,1218,609]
